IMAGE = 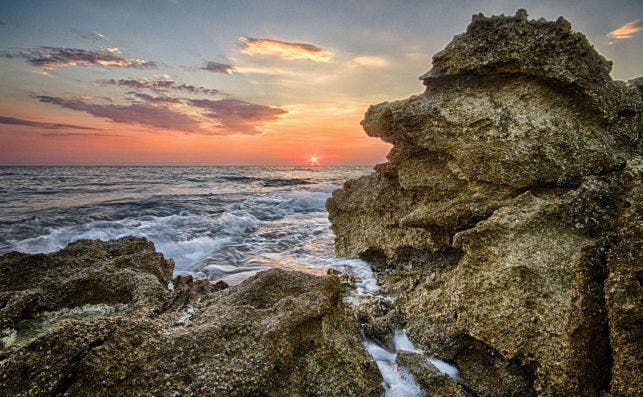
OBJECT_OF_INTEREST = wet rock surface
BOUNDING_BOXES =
[0,237,382,396]
[327,10,642,396]
[397,351,471,397]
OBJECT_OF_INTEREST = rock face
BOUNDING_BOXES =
[327,10,642,396]
[0,237,382,396]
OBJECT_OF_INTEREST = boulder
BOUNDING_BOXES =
[0,237,382,396]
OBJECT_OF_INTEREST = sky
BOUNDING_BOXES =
[0,0,641,166]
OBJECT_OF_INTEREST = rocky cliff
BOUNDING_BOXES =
[327,10,642,396]
[0,237,382,396]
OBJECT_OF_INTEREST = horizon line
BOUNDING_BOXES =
[0,163,378,167]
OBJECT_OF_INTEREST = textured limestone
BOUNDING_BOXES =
[604,159,643,396]
[0,237,382,396]
[327,9,642,396]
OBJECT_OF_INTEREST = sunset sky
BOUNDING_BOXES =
[1,0,641,166]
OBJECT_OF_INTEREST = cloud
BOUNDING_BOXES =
[203,61,236,74]
[101,77,175,90]
[346,55,390,68]
[16,47,155,69]
[39,132,120,137]
[37,96,200,132]
[239,37,332,62]
[0,116,98,130]
[175,83,223,96]
[188,98,286,134]
[132,92,183,106]
[101,77,223,95]
[608,19,643,40]
[74,30,105,40]
[232,65,300,76]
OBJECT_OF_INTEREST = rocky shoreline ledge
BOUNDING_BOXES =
[1,10,641,397]
[0,237,382,395]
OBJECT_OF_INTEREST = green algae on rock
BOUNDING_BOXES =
[327,9,642,397]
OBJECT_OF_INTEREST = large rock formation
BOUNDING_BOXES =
[327,10,642,396]
[0,237,382,396]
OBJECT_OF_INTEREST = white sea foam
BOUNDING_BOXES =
[363,340,426,397]
[6,187,332,284]
[393,329,423,353]
[428,356,462,382]
[337,259,462,393]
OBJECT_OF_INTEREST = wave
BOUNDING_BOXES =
[261,178,312,187]
[217,175,314,187]
[219,176,261,183]
[4,187,336,284]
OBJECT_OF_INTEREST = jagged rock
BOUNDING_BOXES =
[327,9,642,396]
[0,237,382,396]
[353,295,402,349]
[0,237,173,330]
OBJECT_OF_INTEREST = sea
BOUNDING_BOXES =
[0,165,460,396]
[0,166,373,284]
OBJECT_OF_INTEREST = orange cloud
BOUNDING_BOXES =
[239,37,332,62]
[608,19,643,40]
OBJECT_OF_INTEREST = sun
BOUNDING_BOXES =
[309,155,319,166]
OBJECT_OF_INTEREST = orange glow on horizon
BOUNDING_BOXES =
[0,118,391,166]
[0,98,392,166]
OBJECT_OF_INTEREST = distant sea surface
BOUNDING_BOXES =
[0,166,371,284]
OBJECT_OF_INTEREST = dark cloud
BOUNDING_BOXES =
[188,98,286,134]
[175,83,223,96]
[132,92,183,105]
[0,20,6,26]
[32,92,283,135]
[15,47,155,69]
[102,77,175,90]
[37,96,199,132]
[101,77,223,96]
[0,115,98,130]
[39,132,120,137]
[202,61,236,74]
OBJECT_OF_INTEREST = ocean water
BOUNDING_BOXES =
[0,165,460,395]
[0,166,373,284]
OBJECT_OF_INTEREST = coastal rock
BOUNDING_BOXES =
[0,237,382,396]
[327,9,642,396]
[397,351,471,397]
[604,159,643,396]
